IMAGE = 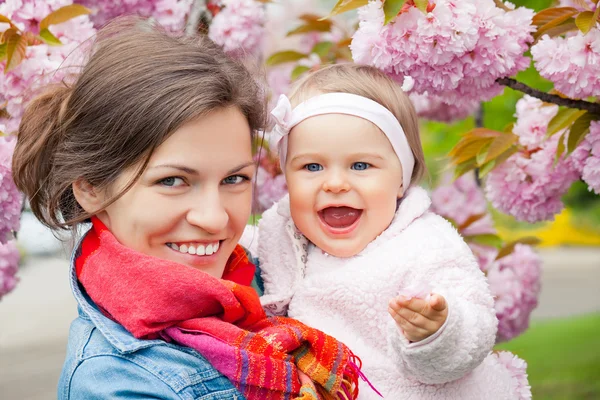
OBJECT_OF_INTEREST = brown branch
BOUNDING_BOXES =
[493,0,511,12]
[497,77,600,114]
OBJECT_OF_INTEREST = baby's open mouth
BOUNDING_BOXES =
[318,206,363,229]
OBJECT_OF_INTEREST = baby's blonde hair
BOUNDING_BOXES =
[288,64,426,185]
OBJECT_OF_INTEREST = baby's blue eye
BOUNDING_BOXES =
[305,163,323,172]
[352,162,370,171]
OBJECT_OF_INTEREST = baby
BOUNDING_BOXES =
[255,64,529,399]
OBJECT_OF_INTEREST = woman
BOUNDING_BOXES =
[12,17,361,400]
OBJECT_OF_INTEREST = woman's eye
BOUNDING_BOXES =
[159,177,185,187]
[222,175,248,185]
[351,162,370,171]
[304,163,323,172]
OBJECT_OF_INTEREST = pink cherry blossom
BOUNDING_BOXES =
[573,121,600,194]
[493,351,532,399]
[351,0,535,107]
[0,0,96,133]
[254,165,287,213]
[75,0,192,31]
[0,240,20,300]
[409,92,479,122]
[512,95,559,150]
[208,0,265,57]
[559,0,597,11]
[485,96,584,223]
[0,137,23,244]
[431,172,495,236]
[488,244,541,343]
[532,29,600,99]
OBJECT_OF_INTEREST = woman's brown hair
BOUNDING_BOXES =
[288,64,426,186]
[12,17,267,231]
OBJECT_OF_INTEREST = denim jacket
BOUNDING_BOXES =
[58,233,246,400]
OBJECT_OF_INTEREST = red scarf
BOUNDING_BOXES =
[76,217,362,400]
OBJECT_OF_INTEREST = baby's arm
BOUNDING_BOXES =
[388,217,497,385]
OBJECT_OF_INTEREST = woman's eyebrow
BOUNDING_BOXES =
[226,161,255,175]
[149,164,199,175]
[149,161,255,175]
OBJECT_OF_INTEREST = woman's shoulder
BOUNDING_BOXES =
[58,314,241,400]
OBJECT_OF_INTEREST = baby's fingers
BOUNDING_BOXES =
[429,294,447,312]
[388,307,427,342]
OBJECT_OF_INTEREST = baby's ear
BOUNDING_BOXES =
[397,183,405,199]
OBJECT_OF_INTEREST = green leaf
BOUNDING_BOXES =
[0,14,14,26]
[496,237,541,260]
[566,112,598,154]
[266,50,307,66]
[479,132,518,165]
[3,28,27,72]
[478,159,496,178]
[546,108,586,138]
[322,0,368,20]
[0,43,6,61]
[453,159,478,179]
[413,0,429,13]
[532,7,578,28]
[534,19,578,42]
[383,0,407,25]
[576,11,596,34]
[476,141,492,166]
[38,28,62,45]
[464,234,504,249]
[555,131,567,164]
[458,213,487,231]
[311,41,333,58]
[291,65,310,80]
[286,19,332,36]
[533,7,579,39]
[39,4,90,30]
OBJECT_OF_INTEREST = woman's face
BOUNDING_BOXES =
[92,107,255,279]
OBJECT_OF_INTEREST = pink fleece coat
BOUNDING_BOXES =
[251,187,526,399]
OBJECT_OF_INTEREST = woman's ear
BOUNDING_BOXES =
[72,179,103,214]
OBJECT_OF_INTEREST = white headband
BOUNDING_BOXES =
[270,93,415,188]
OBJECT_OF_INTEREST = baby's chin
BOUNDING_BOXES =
[314,239,370,258]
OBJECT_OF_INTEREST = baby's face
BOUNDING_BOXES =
[284,113,404,258]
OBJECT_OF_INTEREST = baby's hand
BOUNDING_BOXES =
[388,294,448,342]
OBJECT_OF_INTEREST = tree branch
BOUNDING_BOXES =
[497,77,600,114]
[186,0,211,36]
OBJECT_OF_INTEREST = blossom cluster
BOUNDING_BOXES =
[351,0,535,113]
[485,96,596,222]
[0,137,23,244]
[74,0,193,32]
[0,240,19,301]
[0,0,96,133]
[208,0,265,57]
[253,135,287,213]
[531,28,600,100]
[409,92,479,122]
[431,173,542,343]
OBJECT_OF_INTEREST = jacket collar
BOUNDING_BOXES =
[69,227,165,354]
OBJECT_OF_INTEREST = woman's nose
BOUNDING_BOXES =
[186,190,229,234]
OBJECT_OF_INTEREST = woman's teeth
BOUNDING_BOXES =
[167,242,220,256]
